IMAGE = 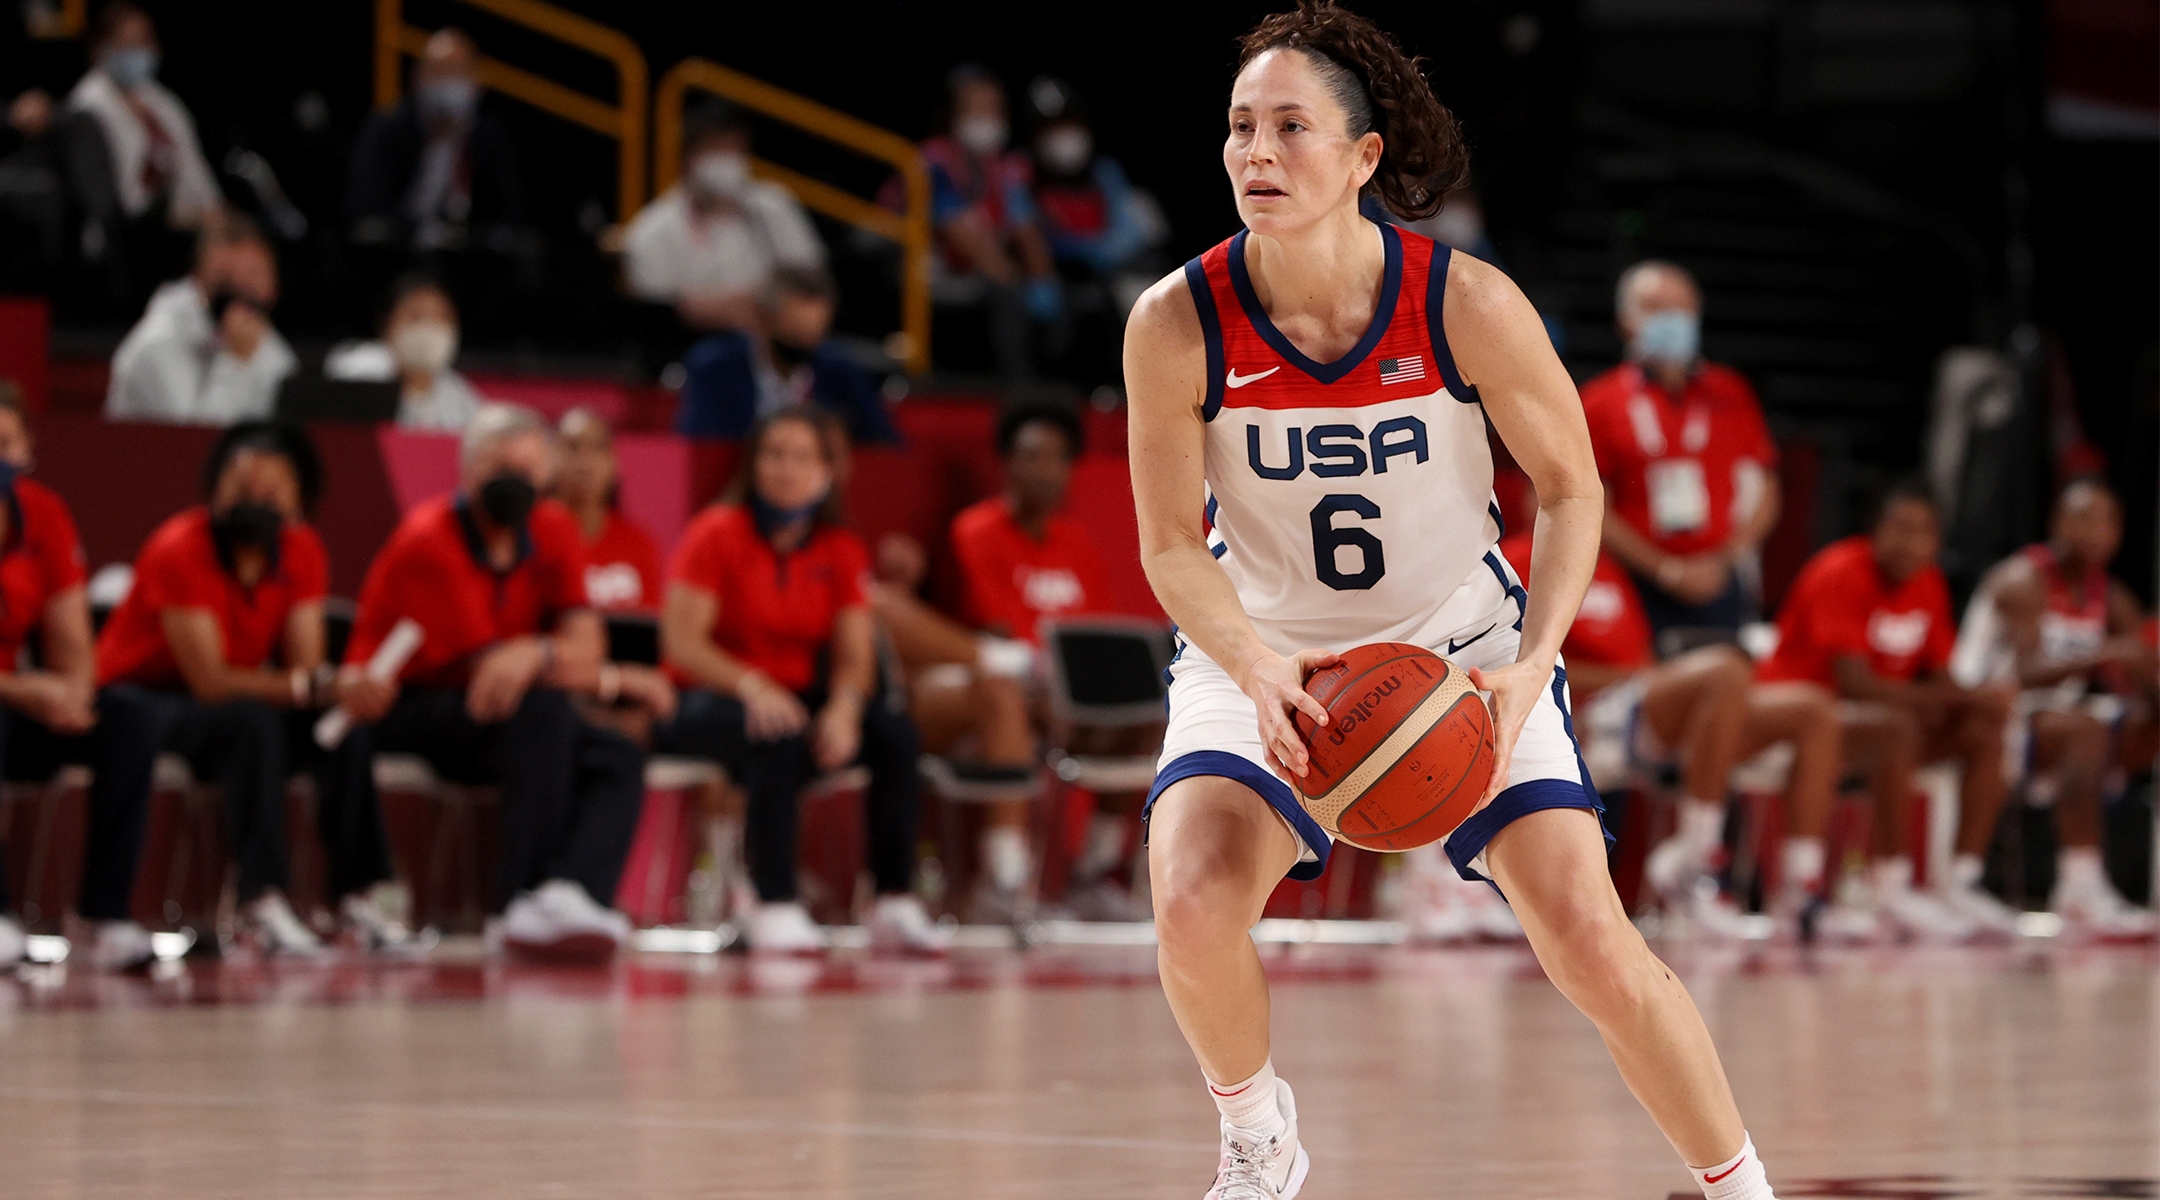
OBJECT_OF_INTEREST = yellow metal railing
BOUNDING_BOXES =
[374,0,646,221]
[26,0,85,38]
[655,59,931,374]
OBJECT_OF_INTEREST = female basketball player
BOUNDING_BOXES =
[1123,6,1780,1198]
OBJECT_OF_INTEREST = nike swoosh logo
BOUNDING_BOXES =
[1704,1156,1746,1185]
[1446,624,1496,655]
[1225,366,1280,389]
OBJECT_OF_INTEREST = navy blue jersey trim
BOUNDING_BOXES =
[1144,750,1330,881]
[1426,241,1481,404]
[1183,256,1227,421]
[1226,222,1403,386]
[1482,550,1528,631]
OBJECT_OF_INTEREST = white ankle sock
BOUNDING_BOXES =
[1781,837,1825,894]
[1072,813,1127,882]
[1691,1133,1773,1199]
[982,826,1033,892]
[1679,799,1725,853]
[1872,856,1915,896]
[1207,1059,1283,1135]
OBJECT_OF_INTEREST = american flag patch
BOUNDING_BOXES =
[1378,355,1426,385]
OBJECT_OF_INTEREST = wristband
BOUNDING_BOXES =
[289,667,310,707]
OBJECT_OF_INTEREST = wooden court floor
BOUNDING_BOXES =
[0,939,2154,1199]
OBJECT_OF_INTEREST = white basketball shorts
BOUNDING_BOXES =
[1145,549,1604,884]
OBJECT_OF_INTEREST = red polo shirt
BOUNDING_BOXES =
[1580,361,1778,558]
[0,479,87,674]
[96,507,329,688]
[347,496,589,689]
[948,496,1109,645]
[580,509,662,614]
[1758,536,1954,687]
[668,505,869,692]
[1499,533,1653,670]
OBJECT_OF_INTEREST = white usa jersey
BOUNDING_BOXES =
[1185,222,1506,652]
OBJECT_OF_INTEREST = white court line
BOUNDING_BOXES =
[0,1084,1213,1155]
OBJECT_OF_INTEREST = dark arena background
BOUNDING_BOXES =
[0,2,2154,1197]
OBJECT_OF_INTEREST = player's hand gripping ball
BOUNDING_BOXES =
[1291,642,1496,851]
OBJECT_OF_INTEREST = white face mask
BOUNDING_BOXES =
[690,151,750,198]
[1036,127,1092,175]
[390,320,458,374]
[955,115,1008,156]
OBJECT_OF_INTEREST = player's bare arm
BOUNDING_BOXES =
[1127,273,1335,782]
[1444,253,1603,800]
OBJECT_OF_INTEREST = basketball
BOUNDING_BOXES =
[1291,643,1496,852]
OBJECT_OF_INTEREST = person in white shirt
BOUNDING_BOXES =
[324,276,483,431]
[65,2,220,231]
[621,101,825,332]
[107,212,295,425]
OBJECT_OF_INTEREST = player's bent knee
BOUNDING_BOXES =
[1152,856,1264,956]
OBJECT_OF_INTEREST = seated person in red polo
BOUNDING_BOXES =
[1580,260,1781,644]
[655,409,944,955]
[95,423,404,956]
[1760,479,2018,941]
[338,405,658,958]
[553,407,662,614]
[936,403,1146,921]
[1490,532,1848,941]
[0,389,165,971]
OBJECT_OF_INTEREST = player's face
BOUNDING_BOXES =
[753,418,832,514]
[1871,496,1940,585]
[1225,49,1381,236]
[2052,482,2121,568]
[554,416,613,506]
[0,409,32,471]
[470,430,558,496]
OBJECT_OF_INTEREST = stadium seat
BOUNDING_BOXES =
[1033,617,1170,904]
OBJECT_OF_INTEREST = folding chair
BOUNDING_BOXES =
[1034,617,1173,905]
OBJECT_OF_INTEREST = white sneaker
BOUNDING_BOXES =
[1205,1077,1310,1199]
[1403,871,1478,944]
[1937,881,2020,939]
[87,920,157,971]
[534,880,633,943]
[866,894,951,955]
[1813,900,1881,943]
[2052,880,2159,941]
[1879,884,1977,942]
[745,901,826,954]
[340,893,435,957]
[1645,833,1714,898]
[0,915,23,966]
[246,891,326,956]
[1671,879,1770,941]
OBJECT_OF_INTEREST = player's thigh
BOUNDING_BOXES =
[2029,706,2106,772]
[1147,774,1304,931]
[1838,699,1918,772]
[1484,807,1632,949]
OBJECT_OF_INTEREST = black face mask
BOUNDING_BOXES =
[210,502,283,576]
[477,472,537,531]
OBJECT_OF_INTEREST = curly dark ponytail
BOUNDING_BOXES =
[1237,0,1467,220]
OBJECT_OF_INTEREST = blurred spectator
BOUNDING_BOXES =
[1024,77,1163,303]
[106,212,294,424]
[0,89,69,291]
[93,423,404,955]
[1951,477,2158,935]
[338,405,648,958]
[675,267,898,444]
[915,65,1060,381]
[324,275,482,430]
[555,408,661,613]
[65,3,221,244]
[655,409,944,954]
[622,100,824,332]
[0,387,162,971]
[1759,479,2017,941]
[346,28,525,253]
[1580,261,1779,648]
